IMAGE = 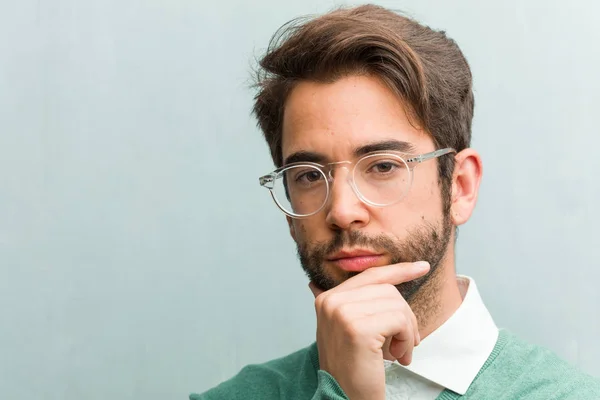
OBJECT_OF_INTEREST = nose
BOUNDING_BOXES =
[324,165,370,230]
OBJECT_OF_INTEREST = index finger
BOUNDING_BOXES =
[332,261,430,293]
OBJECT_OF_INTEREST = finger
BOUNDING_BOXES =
[322,283,404,307]
[390,324,415,366]
[396,346,413,366]
[333,261,430,293]
[382,336,395,360]
[356,310,414,355]
[328,297,410,320]
[309,281,324,298]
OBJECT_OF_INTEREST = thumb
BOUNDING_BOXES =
[308,281,324,298]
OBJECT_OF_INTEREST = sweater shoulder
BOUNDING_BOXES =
[261,341,319,373]
[467,330,600,399]
[190,343,318,400]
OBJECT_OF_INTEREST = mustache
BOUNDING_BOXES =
[308,230,403,260]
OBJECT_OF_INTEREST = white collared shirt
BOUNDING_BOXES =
[383,276,498,399]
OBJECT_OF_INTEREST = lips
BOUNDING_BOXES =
[327,250,385,272]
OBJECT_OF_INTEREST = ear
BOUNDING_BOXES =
[286,216,297,242]
[450,149,483,226]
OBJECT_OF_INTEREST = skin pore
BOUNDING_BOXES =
[281,74,483,341]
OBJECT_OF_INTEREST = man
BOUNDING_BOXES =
[192,4,600,399]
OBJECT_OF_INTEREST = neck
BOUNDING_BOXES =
[412,245,463,339]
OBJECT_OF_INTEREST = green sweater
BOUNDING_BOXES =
[192,330,600,399]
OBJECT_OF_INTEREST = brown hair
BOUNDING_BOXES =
[252,4,474,209]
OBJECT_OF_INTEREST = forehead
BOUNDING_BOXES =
[281,75,430,162]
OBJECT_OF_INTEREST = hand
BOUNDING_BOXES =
[310,261,430,400]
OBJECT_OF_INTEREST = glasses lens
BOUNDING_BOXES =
[354,154,411,206]
[272,165,328,216]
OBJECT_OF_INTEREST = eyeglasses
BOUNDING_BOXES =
[259,148,456,218]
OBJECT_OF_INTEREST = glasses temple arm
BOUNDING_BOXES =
[406,148,456,164]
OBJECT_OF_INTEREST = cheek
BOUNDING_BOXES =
[410,170,444,212]
[370,183,443,237]
[291,220,315,243]
[370,206,422,239]
[293,215,336,245]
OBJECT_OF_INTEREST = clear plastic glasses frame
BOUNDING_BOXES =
[258,148,456,219]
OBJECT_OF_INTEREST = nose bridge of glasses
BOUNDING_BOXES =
[325,160,353,181]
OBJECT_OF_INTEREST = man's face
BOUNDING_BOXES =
[281,75,453,301]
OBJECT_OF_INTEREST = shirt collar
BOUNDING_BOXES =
[385,275,498,395]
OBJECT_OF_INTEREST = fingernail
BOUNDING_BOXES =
[413,261,430,270]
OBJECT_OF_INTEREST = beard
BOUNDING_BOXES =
[297,215,453,303]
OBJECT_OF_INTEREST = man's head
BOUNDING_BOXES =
[253,5,482,305]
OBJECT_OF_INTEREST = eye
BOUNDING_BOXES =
[369,161,399,174]
[294,169,323,185]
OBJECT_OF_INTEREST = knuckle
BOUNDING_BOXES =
[315,293,333,313]
[320,294,340,316]
[314,295,325,310]
[331,302,352,322]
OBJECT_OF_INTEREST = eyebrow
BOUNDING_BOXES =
[353,140,417,157]
[283,140,417,166]
[283,151,326,166]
